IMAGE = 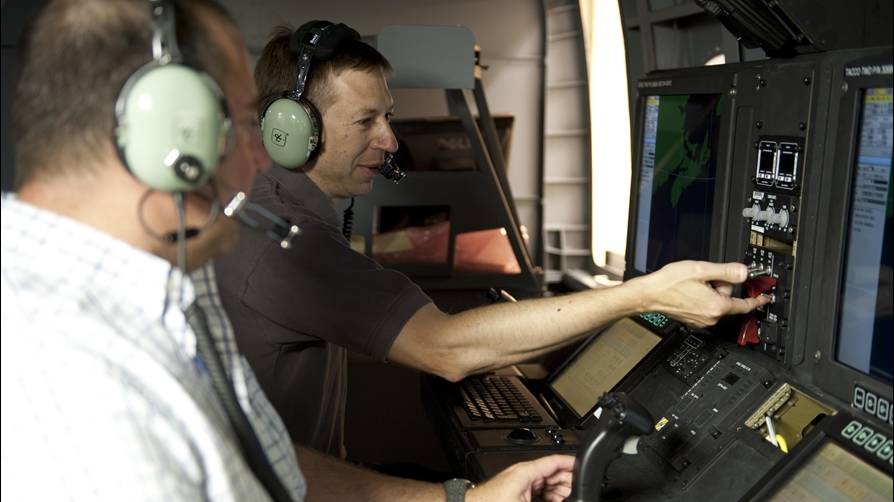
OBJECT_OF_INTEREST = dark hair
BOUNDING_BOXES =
[254,23,392,116]
[12,0,234,188]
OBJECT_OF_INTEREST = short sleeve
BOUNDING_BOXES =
[239,219,431,360]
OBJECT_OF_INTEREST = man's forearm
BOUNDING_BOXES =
[439,282,641,373]
[296,446,444,502]
[391,261,764,381]
[391,282,641,381]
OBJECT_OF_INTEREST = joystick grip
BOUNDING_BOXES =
[565,392,653,502]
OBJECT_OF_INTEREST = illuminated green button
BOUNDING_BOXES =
[853,427,874,446]
[641,312,668,327]
[841,420,862,438]
[877,440,893,461]
[865,433,885,452]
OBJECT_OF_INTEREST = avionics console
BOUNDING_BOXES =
[738,45,894,502]
[728,54,828,363]
[423,47,892,501]
[806,47,894,428]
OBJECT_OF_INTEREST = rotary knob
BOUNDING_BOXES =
[755,208,773,222]
[768,208,790,228]
[742,204,761,219]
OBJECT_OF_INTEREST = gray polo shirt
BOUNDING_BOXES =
[215,166,432,455]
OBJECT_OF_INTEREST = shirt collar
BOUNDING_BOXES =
[264,165,340,228]
[1,193,195,326]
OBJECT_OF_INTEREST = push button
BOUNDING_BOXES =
[853,387,866,409]
[876,439,893,461]
[865,433,885,453]
[854,427,874,446]
[841,420,862,438]
[865,392,878,415]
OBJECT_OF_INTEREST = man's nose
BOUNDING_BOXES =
[372,123,398,153]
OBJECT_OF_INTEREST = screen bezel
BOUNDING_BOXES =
[545,317,666,421]
[807,48,893,420]
[624,65,739,280]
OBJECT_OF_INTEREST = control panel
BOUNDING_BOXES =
[841,419,894,468]
[664,334,715,385]
[646,350,774,479]
[635,311,681,337]
[739,136,804,360]
[741,412,894,500]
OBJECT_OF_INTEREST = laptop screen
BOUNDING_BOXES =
[548,318,661,418]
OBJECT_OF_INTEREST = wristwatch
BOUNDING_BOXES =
[443,477,474,502]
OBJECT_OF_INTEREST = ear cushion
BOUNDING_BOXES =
[260,96,321,168]
[115,63,229,192]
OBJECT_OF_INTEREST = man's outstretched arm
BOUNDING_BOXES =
[389,261,769,381]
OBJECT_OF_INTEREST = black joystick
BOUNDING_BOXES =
[565,392,654,502]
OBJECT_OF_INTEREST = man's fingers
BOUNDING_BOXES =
[726,295,770,315]
[539,473,573,502]
[712,281,734,296]
[541,469,573,487]
[528,454,576,475]
[692,261,748,284]
[542,484,573,502]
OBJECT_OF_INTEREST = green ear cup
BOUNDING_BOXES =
[260,97,320,169]
[115,63,229,192]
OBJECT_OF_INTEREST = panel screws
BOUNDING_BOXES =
[803,76,811,85]
[756,121,763,129]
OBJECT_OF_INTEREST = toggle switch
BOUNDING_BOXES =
[747,263,773,279]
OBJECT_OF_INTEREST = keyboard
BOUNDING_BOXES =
[454,375,557,430]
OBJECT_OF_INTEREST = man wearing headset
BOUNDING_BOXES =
[215,19,768,458]
[1,1,575,501]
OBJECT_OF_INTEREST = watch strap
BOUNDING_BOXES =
[443,477,474,502]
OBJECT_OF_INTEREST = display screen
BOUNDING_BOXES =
[836,87,893,384]
[778,144,797,176]
[634,94,723,274]
[549,318,661,418]
[770,442,892,501]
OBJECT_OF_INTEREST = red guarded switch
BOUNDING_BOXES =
[744,276,777,298]
[738,316,761,346]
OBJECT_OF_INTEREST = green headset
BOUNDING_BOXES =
[260,20,360,168]
[114,0,230,192]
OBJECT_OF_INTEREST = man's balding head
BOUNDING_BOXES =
[12,0,237,188]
